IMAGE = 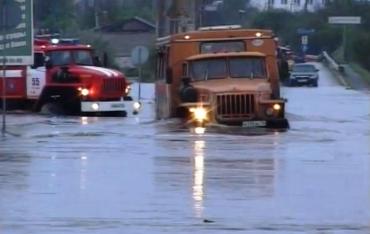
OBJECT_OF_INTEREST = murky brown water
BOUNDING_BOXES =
[0,64,369,234]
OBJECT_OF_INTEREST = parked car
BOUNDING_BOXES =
[288,63,319,87]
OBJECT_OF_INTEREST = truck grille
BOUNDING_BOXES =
[216,93,255,119]
[102,78,124,95]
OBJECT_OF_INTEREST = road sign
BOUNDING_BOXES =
[297,28,315,35]
[328,16,361,25]
[301,35,308,45]
[131,46,149,66]
[0,0,33,65]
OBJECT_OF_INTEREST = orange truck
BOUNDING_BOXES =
[155,25,289,128]
[0,38,136,115]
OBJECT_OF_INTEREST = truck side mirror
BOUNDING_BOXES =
[166,67,173,84]
[182,62,189,76]
[181,76,191,86]
[93,56,102,67]
[32,53,45,68]
[45,56,53,69]
[103,52,108,67]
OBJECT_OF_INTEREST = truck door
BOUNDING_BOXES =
[0,66,27,98]
[27,52,46,99]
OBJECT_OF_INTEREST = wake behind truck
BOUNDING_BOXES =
[155,25,289,128]
[0,37,135,115]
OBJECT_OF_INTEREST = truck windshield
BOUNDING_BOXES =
[190,57,266,80]
[191,58,227,81]
[49,51,72,66]
[229,57,266,78]
[73,50,93,65]
[48,50,93,66]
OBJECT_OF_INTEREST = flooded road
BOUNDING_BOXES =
[0,63,369,234]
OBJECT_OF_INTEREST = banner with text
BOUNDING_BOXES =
[0,0,33,65]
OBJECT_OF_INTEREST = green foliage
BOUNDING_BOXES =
[352,31,370,70]
[108,1,154,23]
[77,0,154,29]
[350,63,370,84]
[220,0,248,25]
[248,1,370,71]
[33,0,79,33]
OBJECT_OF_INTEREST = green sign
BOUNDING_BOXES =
[0,0,33,65]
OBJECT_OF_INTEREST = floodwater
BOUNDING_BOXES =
[0,63,369,234]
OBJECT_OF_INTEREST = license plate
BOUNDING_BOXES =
[242,120,266,128]
[297,79,308,82]
[111,103,125,108]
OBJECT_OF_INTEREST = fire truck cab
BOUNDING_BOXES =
[155,26,289,128]
[1,37,133,115]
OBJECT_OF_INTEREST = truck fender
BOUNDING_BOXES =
[34,86,79,112]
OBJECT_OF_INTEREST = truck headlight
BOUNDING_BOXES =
[79,87,90,96]
[190,107,208,123]
[265,104,282,117]
[125,85,131,95]
[273,104,281,111]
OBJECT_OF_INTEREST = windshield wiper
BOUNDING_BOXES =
[203,69,209,81]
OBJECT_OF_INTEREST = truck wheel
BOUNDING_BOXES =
[40,103,65,115]
[313,81,318,87]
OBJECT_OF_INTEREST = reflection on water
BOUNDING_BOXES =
[81,117,89,125]
[193,127,206,135]
[80,153,88,191]
[80,116,100,126]
[192,140,205,218]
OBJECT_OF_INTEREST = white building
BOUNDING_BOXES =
[249,0,328,12]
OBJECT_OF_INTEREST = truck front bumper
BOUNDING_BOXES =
[81,100,126,112]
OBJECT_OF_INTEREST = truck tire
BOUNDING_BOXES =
[40,103,65,115]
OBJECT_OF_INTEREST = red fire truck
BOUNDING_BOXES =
[0,38,134,115]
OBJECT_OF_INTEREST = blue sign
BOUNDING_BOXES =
[297,28,315,35]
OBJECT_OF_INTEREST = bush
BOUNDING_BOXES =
[352,31,370,70]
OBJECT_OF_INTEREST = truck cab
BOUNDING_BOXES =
[179,52,287,127]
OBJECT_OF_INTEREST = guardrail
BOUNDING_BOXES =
[322,51,349,87]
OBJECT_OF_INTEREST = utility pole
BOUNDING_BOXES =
[194,0,203,29]
[156,0,167,37]
[1,0,7,137]
[94,0,100,29]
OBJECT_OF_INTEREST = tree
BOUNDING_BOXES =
[33,0,78,33]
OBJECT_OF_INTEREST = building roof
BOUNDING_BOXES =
[96,17,156,33]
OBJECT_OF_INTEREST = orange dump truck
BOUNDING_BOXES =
[155,25,289,128]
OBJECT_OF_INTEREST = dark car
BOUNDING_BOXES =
[288,63,319,87]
